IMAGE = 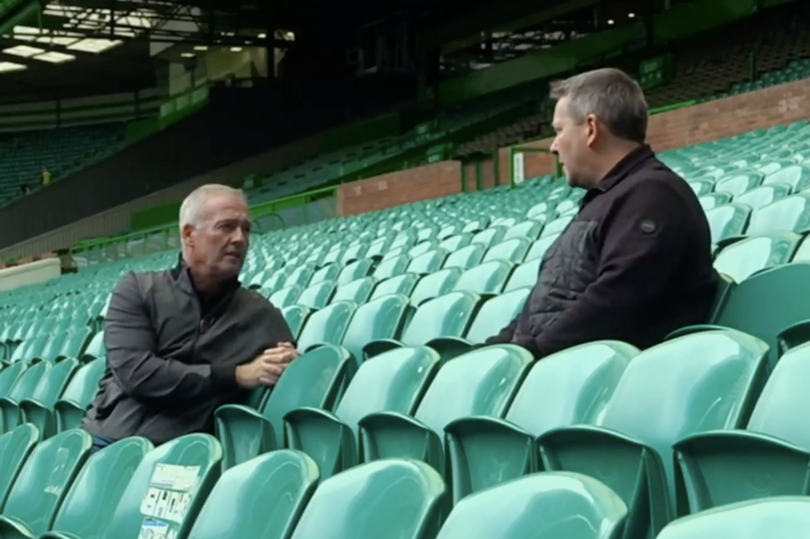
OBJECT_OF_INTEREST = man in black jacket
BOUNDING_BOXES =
[486,68,718,358]
[84,184,297,449]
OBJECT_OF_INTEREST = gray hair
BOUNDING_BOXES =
[550,68,648,144]
[179,184,247,233]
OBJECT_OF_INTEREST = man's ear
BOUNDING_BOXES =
[585,113,599,148]
[181,223,195,248]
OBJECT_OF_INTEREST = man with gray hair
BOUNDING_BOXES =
[485,68,718,357]
[84,184,298,450]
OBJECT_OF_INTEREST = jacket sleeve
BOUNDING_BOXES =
[514,180,690,358]
[104,273,239,405]
[265,302,297,349]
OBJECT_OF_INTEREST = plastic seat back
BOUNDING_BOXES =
[400,291,481,346]
[706,203,752,244]
[524,234,560,262]
[370,273,418,301]
[453,261,513,295]
[297,281,335,310]
[0,424,39,508]
[21,357,79,438]
[49,437,153,539]
[735,183,791,211]
[103,434,222,539]
[482,237,531,264]
[416,345,533,436]
[657,497,810,539]
[713,263,810,368]
[410,269,461,307]
[186,450,319,539]
[747,193,810,235]
[435,472,627,539]
[464,288,529,343]
[216,344,353,468]
[713,232,801,283]
[540,330,769,538]
[502,220,543,242]
[447,341,635,499]
[341,295,410,363]
[289,460,446,539]
[297,301,357,352]
[762,164,810,191]
[281,305,311,340]
[0,429,92,535]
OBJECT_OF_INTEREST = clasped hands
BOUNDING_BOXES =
[235,342,300,389]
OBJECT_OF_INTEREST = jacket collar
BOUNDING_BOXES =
[171,253,241,298]
[592,144,655,193]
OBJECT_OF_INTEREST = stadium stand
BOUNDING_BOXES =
[0,113,806,536]
[4,0,810,535]
[0,123,125,205]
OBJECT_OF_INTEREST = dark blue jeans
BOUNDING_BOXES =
[90,434,116,454]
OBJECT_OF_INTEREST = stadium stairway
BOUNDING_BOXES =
[0,120,810,536]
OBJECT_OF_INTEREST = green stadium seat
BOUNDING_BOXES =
[427,288,530,360]
[675,341,810,512]
[746,193,810,236]
[54,358,107,433]
[482,237,531,264]
[186,450,319,539]
[332,276,377,304]
[762,165,810,192]
[705,203,752,246]
[442,244,487,270]
[297,281,335,310]
[656,498,810,539]
[0,424,39,509]
[337,259,373,285]
[97,434,221,539]
[452,260,513,296]
[445,341,635,502]
[19,357,79,438]
[214,344,353,470]
[372,255,410,280]
[0,362,48,433]
[340,294,411,364]
[408,249,448,275]
[715,172,763,197]
[734,183,792,210]
[712,232,801,283]
[524,234,560,262]
[538,330,769,539]
[0,428,92,537]
[46,437,152,539]
[296,301,357,352]
[409,269,461,307]
[269,285,303,309]
[503,220,543,242]
[358,345,532,481]
[310,264,340,286]
[504,259,541,291]
[287,460,446,539]
[285,346,440,479]
[281,305,311,340]
[435,472,627,539]
[364,291,481,358]
[439,233,473,253]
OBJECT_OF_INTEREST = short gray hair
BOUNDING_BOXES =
[550,68,648,144]
[179,184,247,232]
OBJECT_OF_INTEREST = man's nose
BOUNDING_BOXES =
[230,228,247,245]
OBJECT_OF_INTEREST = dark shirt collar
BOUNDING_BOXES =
[581,144,655,205]
[171,253,241,305]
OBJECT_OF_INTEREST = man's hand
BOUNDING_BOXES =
[235,343,300,389]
